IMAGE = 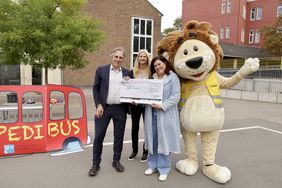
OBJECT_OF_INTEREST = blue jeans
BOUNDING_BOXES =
[147,109,171,175]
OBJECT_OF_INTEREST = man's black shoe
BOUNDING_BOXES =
[112,161,124,172]
[88,165,100,176]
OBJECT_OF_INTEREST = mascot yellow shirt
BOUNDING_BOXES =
[179,71,223,109]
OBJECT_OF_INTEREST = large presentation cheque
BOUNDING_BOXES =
[120,79,163,105]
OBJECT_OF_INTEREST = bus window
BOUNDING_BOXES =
[0,91,18,123]
[50,91,65,120]
[22,92,43,123]
[68,92,83,119]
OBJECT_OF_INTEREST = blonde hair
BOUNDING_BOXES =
[133,49,151,78]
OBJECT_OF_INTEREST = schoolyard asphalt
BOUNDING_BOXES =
[0,89,281,188]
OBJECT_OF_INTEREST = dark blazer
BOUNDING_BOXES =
[93,64,132,108]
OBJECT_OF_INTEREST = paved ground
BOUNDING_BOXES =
[0,97,282,188]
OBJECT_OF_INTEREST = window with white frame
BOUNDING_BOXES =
[220,27,225,39]
[255,30,260,43]
[221,0,226,14]
[250,8,256,21]
[227,0,231,13]
[249,30,254,43]
[256,7,262,20]
[277,4,282,17]
[226,26,230,39]
[131,17,153,67]
[242,5,246,20]
[241,29,245,43]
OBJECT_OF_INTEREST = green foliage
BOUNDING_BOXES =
[163,27,176,35]
[0,0,105,70]
[261,16,282,57]
[173,17,182,30]
[162,17,182,35]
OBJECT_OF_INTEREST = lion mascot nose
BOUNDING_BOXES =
[185,56,203,69]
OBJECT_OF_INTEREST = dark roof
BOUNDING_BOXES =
[220,42,269,58]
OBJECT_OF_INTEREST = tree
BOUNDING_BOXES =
[0,0,105,84]
[261,16,282,57]
[162,17,182,35]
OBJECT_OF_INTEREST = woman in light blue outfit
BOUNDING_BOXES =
[144,55,181,182]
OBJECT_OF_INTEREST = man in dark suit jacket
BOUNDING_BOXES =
[89,47,132,177]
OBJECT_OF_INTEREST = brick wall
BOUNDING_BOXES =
[63,0,162,86]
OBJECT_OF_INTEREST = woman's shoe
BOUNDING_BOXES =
[159,174,168,182]
[144,168,157,175]
[140,153,148,163]
[128,153,137,161]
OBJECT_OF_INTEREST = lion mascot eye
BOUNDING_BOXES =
[193,46,198,51]
[183,49,188,55]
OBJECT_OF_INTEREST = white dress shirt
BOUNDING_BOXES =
[106,65,123,104]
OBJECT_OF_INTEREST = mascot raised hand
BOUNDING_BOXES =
[157,20,259,184]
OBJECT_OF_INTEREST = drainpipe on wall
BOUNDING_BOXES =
[61,69,64,85]
[42,68,45,85]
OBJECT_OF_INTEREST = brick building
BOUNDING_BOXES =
[0,0,162,86]
[63,0,162,86]
[182,0,282,47]
[182,0,282,67]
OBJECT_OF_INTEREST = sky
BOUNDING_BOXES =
[147,0,182,31]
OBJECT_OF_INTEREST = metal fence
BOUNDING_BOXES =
[218,68,282,93]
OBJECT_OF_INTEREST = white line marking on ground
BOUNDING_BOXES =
[220,126,260,132]
[59,125,281,157]
[50,149,83,156]
[258,126,282,134]
[84,125,281,149]
[84,140,136,148]
[84,144,92,148]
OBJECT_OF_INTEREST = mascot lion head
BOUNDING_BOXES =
[157,20,223,81]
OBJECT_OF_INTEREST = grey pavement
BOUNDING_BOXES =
[0,91,282,188]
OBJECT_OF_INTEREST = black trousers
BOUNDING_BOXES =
[92,104,127,166]
[130,104,148,155]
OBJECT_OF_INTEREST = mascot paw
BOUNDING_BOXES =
[238,58,259,78]
[240,58,260,75]
[176,159,199,175]
[202,164,231,184]
[245,58,260,72]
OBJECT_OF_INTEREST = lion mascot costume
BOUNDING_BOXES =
[157,20,259,184]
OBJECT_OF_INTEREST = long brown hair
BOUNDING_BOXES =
[150,55,172,77]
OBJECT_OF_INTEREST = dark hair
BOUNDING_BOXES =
[150,55,171,77]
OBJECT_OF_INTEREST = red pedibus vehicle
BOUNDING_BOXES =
[0,85,90,157]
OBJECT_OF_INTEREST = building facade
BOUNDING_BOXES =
[0,0,162,86]
[182,0,282,47]
[0,64,61,85]
[63,0,162,86]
